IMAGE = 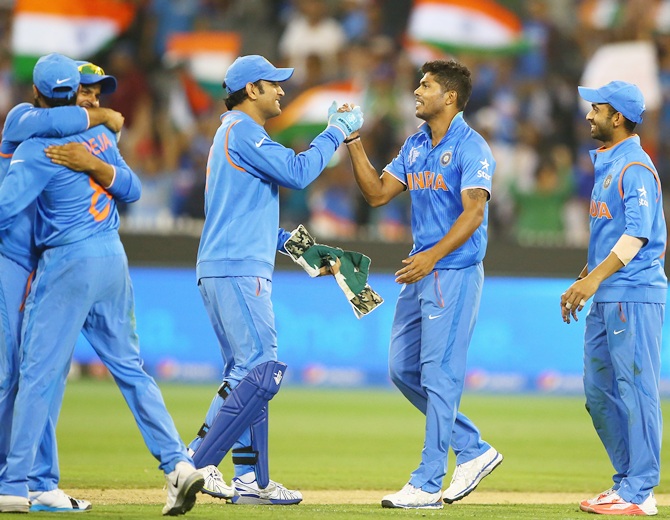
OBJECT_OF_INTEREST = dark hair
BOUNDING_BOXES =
[37,90,77,108]
[224,80,265,110]
[605,104,637,133]
[420,60,472,111]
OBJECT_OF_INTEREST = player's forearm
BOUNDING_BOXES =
[85,108,124,133]
[346,140,387,207]
[583,253,624,285]
[429,206,484,261]
[86,157,116,188]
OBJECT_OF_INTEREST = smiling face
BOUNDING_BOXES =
[414,72,452,122]
[255,80,285,120]
[77,83,102,108]
[586,102,618,144]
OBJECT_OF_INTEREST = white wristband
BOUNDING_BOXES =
[104,166,116,190]
[611,234,644,266]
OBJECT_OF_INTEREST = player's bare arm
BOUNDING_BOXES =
[346,138,404,206]
[44,142,115,187]
[85,107,124,133]
[560,253,624,324]
[395,188,487,285]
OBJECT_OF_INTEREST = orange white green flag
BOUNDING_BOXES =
[406,0,529,56]
[267,81,363,144]
[12,0,136,82]
[164,32,241,98]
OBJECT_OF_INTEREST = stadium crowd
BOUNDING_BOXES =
[1,0,669,248]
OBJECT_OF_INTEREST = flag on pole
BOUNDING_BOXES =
[267,81,363,144]
[406,0,529,56]
[12,0,136,82]
[164,32,241,98]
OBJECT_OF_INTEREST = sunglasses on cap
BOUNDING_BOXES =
[78,62,106,76]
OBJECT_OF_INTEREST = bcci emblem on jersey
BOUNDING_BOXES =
[440,151,452,167]
[603,174,613,189]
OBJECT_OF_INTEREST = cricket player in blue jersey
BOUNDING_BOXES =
[561,81,666,516]
[0,57,124,513]
[344,60,502,509]
[185,55,363,505]
[0,53,203,516]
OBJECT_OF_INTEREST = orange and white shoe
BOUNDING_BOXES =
[586,491,657,516]
[580,488,616,512]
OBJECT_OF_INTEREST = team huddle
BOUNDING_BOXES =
[0,51,664,517]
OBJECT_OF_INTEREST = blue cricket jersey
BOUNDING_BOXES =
[588,135,667,303]
[0,103,89,270]
[197,110,343,281]
[0,125,141,247]
[385,113,495,269]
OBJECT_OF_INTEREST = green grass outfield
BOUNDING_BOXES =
[49,379,670,518]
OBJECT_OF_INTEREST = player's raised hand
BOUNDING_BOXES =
[100,108,124,133]
[328,104,364,138]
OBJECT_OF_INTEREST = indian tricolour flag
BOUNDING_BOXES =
[267,81,363,144]
[406,0,529,56]
[164,32,240,98]
[12,0,136,82]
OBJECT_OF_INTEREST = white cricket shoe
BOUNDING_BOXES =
[162,461,205,516]
[231,472,302,505]
[198,465,235,499]
[579,487,616,512]
[442,447,503,504]
[0,495,29,513]
[30,489,92,512]
[587,491,657,516]
[381,484,443,509]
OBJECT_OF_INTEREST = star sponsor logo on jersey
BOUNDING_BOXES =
[408,146,420,166]
[603,174,613,189]
[477,158,491,180]
[440,151,452,166]
[638,185,648,207]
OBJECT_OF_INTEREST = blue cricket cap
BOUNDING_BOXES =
[578,80,645,124]
[223,55,293,95]
[33,53,79,100]
[76,61,117,94]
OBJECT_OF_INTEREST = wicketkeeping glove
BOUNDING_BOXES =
[328,105,364,138]
[284,225,383,318]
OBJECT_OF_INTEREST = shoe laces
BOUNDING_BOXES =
[449,465,465,484]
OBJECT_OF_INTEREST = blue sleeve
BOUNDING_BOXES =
[459,138,494,197]
[621,164,658,240]
[3,103,89,143]
[0,141,52,229]
[384,139,411,185]
[277,227,291,252]
[228,121,343,190]
[105,146,141,203]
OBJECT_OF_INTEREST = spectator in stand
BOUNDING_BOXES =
[278,0,347,86]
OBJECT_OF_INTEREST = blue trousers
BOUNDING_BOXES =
[0,233,191,498]
[389,264,489,493]
[0,254,63,493]
[583,301,663,504]
[189,276,278,478]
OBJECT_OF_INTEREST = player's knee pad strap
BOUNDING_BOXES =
[192,360,287,468]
